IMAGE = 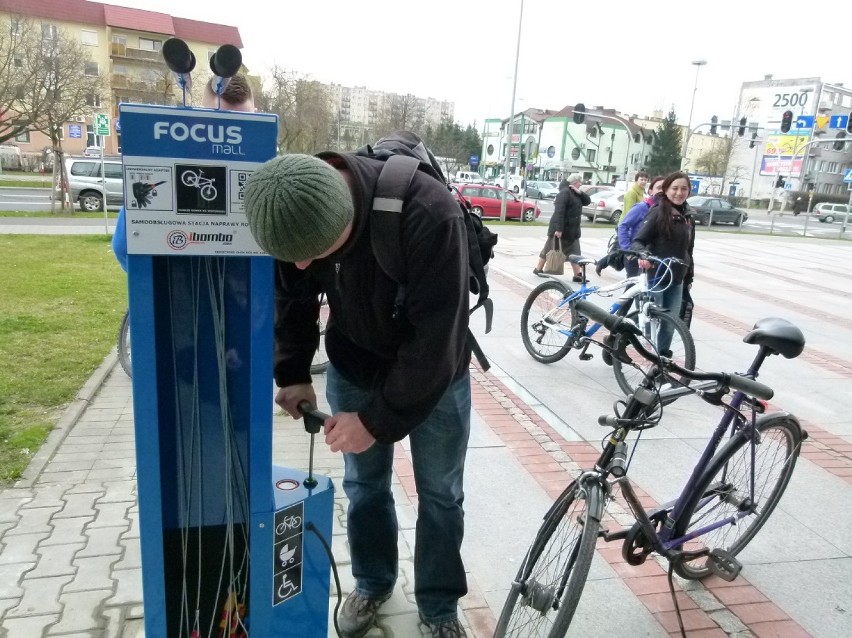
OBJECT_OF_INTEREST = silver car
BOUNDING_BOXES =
[525,181,559,199]
[58,158,124,212]
[583,190,626,224]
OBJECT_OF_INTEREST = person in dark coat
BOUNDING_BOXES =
[533,173,591,282]
[630,171,696,356]
[243,138,472,638]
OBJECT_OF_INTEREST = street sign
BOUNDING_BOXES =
[469,154,479,169]
[115,119,121,132]
[795,115,814,129]
[69,124,82,139]
[844,168,852,183]
[830,114,849,130]
[95,113,110,137]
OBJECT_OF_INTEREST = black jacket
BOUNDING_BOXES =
[273,153,470,444]
[548,186,591,243]
[630,203,695,284]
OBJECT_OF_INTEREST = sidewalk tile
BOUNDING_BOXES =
[54,491,100,519]
[40,517,88,547]
[26,542,84,579]
[0,561,35,598]
[0,532,49,564]
[4,506,61,536]
[65,554,120,593]
[8,574,74,617]
[50,589,113,634]
[0,613,60,637]
[88,502,132,529]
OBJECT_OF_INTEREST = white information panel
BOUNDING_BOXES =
[119,103,278,256]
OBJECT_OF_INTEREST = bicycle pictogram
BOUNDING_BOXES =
[275,515,301,536]
[181,168,218,201]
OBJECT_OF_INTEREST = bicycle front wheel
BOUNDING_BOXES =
[521,280,576,364]
[117,310,132,378]
[611,308,695,396]
[494,479,603,637]
[672,414,803,580]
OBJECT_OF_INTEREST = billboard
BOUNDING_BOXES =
[760,132,809,176]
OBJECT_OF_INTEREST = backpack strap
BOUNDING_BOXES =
[371,154,420,317]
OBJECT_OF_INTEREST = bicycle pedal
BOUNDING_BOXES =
[707,549,742,582]
[579,353,594,361]
[597,527,629,543]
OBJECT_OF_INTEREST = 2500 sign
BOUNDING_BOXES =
[773,92,810,108]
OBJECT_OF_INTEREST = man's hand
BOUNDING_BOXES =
[275,383,317,419]
[554,230,562,239]
[638,259,651,270]
[324,412,375,454]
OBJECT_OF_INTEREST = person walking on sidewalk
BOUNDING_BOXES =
[244,148,471,638]
[533,174,591,282]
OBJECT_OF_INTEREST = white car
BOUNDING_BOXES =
[83,146,104,157]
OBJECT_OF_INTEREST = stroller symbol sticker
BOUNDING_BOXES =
[273,501,304,606]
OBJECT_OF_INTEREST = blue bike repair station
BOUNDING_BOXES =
[119,40,334,637]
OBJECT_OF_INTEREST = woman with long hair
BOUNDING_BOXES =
[630,171,695,355]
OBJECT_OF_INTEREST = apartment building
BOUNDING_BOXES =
[327,83,454,148]
[0,0,241,160]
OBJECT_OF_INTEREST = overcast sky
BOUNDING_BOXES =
[112,0,850,130]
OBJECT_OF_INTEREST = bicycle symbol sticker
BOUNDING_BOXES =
[175,164,227,215]
[273,501,304,606]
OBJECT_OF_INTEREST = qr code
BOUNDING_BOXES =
[237,172,250,200]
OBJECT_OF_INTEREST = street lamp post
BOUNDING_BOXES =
[500,0,525,222]
[682,60,707,169]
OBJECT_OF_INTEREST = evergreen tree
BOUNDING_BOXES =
[646,107,683,176]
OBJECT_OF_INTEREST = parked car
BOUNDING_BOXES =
[83,146,104,157]
[686,196,748,226]
[454,183,541,222]
[525,181,559,199]
[490,174,526,193]
[810,202,850,223]
[582,190,625,224]
[54,157,124,212]
[580,184,614,198]
[454,171,486,184]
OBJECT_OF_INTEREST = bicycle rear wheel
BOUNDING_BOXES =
[611,308,695,396]
[117,310,132,378]
[310,294,329,375]
[494,479,603,637]
[672,414,802,580]
[521,280,576,364]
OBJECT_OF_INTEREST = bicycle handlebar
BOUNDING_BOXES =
[572,299,774,400]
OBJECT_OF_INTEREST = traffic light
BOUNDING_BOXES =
[780,110,793,133]
[573,103,585,125]
[738,117,747,137]
[749,132,758,148]
[847,111,852,135]
[710,115,718,135]
[834,131,847,151]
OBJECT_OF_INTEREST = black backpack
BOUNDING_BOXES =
[354,131,497,371]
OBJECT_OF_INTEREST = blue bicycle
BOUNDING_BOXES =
[520,253,696,395]
[497,300,806,638]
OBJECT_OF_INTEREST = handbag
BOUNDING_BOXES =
[543,237,566,275]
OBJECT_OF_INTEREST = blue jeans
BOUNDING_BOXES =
[326,365,471,623]
[651,282,684,354]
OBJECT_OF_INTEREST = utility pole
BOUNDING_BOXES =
[500,0,525,222]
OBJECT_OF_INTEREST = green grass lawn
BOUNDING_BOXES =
[0,178,52,188]
[0,210,120,218]
[0,235,126,482]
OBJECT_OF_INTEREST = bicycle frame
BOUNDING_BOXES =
[593,344,771,557]
[554,278,640,340]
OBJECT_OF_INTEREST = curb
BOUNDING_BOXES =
[15,348,119,488]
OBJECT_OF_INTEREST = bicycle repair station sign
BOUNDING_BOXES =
[119,103,278,256]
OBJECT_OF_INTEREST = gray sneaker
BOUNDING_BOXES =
[338,590,391,638]
[421,617,468,638]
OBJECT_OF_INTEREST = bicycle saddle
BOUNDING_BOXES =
[743,317,805,359]
[568,254,595,266]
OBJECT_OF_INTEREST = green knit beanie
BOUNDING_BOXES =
[244,154,354,262]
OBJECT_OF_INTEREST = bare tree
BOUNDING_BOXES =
[371,93,426,139]
[695,126,750,196]
[0,16,51,144]
[258,66,334,154]
[31,29,106,211]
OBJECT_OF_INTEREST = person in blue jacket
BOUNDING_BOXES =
[617,174,664,276]
[111,75,256,271]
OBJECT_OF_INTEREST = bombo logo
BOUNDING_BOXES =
[154,122,242,145]
[167,230,189,250]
